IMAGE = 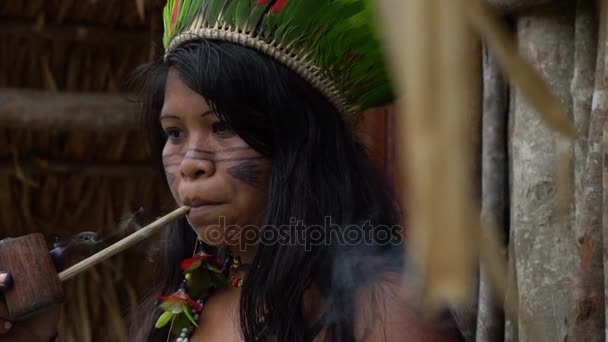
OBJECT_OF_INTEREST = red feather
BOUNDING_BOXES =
[169,0,181,32]
[256,0,271,5]
[187,297,204,312]
[159,291,203,312]
[180,254,202,271]
[271,0,289,13]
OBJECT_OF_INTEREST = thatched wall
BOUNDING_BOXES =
[0,1,172,340]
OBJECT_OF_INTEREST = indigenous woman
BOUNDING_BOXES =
[0,0,464,341]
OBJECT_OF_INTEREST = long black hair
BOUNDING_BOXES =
[128,40,404,342]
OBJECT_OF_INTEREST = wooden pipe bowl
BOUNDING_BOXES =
[0,234,64,321]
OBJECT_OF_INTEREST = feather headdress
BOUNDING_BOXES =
[163,0,393,123]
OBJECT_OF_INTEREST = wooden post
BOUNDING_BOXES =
[0,89,140,131]
[567,1,605,340]
[510,2,577,340]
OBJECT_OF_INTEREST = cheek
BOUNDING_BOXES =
[230,187,267,225]
[164,166,181,202]
[228,164,270,220]
[162,145,182,203]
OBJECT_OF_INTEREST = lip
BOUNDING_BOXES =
[182,197,223,219]
[182,196,221,207]
[188,203,221,217]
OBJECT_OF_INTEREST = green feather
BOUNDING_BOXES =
[246,4,267,33]
[163,0,394,114]
[234,0,251,29]
[163,0,204,47]
[205,0,227,26]
[222,0,240,27]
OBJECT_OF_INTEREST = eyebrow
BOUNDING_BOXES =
[201,110,217,118]
[159,114,180,121]
[159,110,217,122]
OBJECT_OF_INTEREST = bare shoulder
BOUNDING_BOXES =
[353,274,464,342]
[191,287,241,342]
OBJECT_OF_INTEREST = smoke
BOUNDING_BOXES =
[48,207,162,267]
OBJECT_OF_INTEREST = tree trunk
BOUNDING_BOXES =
[603,119,608,341]
[504,226,519,342]
[510,1,576,341]
[571,0,597,202]
[477,44,509,342]
[567,0,605,340]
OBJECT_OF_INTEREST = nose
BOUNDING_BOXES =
[179,151,216,180]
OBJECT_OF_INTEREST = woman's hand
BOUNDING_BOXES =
[0,272,62,341]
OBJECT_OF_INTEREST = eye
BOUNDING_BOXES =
[164,128,184,143]
[212,121,234,137]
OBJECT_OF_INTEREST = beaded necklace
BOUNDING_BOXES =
[154,240,243,342]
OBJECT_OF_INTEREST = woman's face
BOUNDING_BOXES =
[160,69,271,248]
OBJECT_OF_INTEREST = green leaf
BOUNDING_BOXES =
[183,304,200,327]
[160,298,185,314]
[212,272,231,289]
[170,313,192,335]
[155,311,174,329]
[205,264,223,274]
[186,268,212,298]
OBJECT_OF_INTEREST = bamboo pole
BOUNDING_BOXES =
[375,0,478,307]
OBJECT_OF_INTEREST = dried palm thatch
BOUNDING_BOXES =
[0,1,172,341]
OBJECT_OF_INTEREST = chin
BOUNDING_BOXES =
[191,223,257,251]
[191,225,230,247]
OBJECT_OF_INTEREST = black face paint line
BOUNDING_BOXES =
[162,152,186,159]
[163,148,256,163]
[165,170,177,186]
[185,155,265,163]
[227,159,263,187]
[187,146,253,154]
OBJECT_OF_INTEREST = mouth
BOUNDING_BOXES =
[189,203,221,215]
[183,197,223,219]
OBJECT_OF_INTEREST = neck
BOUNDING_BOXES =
[228,245,256,265]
